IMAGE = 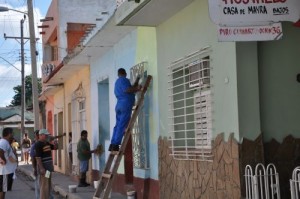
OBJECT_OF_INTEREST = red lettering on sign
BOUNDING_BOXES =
[222,0,286,5]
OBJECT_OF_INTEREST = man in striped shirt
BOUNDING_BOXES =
[35,129,56,199]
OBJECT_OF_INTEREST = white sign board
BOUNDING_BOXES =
[218,22,283,41]
[209,0,300,26]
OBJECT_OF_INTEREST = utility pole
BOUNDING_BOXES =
[4,18,29,136]
[20,19,25,136]
[27,0,40,130]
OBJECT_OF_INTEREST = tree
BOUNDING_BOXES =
[9,75,42,108]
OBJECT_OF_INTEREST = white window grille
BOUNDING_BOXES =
[132,108,148,168]
[79,100,87,132]
[194,91,212,149]
[168,47,213,161]
[130,62,149,169]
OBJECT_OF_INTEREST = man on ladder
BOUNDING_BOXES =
[108,68,141,152]
[94,70,152,199]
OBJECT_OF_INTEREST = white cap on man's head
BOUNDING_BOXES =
[39,129,50,135]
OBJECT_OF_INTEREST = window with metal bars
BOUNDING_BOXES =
[168,47,213,161]
[130,62,149,169]
[51,46,58,61]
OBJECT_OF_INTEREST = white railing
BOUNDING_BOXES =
[245,163,280,199]
[290,166,300,199]
[116,0,126,7]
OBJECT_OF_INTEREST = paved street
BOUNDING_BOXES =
[6,170,36,199]
[6,170,62,199]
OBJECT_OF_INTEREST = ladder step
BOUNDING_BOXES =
[102,173,112,179]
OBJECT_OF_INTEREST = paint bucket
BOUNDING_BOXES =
[68,185,77,193]
[94,180,100,189]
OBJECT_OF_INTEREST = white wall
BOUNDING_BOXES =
[57,0,116,62]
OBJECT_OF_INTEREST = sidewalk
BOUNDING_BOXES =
[17,163,127,199]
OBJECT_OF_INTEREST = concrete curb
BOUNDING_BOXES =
[53,185,68,198]
[16,167,35,180]
[53,185,82,199]
[17,166,80,199]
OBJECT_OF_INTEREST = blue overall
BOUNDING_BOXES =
[111,77,135,145]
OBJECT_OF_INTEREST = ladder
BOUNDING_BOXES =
[93,75,152,199]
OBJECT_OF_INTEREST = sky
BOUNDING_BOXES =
[0,0,51,107]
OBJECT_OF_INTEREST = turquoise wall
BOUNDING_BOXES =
[98,79,110,172]
[90,30,138,173]
[90,28,159,179]
[156,0,240,141]
[236,42,261,140]
[258,22,300,142]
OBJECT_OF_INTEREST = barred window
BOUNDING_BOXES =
[130,62,149,169]
[168,47,213,161]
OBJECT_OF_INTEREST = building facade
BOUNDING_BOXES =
[40,0,300,198]
[116,0,300,198]
[40,0,112,176]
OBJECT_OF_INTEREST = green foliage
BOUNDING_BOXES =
[9,75,42,108]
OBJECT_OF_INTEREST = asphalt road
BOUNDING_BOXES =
[6,170,61,199]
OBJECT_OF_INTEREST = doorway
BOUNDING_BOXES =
[98,78,110,172]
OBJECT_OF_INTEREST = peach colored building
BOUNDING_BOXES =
[39,0,109,179]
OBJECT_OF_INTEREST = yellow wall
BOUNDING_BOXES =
[51,65,91,174]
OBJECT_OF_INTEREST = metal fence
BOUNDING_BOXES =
[290,166,300,199]
[245,163,280,199]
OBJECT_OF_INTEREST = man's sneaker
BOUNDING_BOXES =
[83,182,90,186]
[108,144,119,151]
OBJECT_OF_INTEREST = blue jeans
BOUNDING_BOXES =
[79,160,89,173]
[111,104,133,145]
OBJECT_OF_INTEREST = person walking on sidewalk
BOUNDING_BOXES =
[0,127,18,199]
[35,129,56,199]
[21,133,31,164]
[109,68,141,151]
[77,130,95,187]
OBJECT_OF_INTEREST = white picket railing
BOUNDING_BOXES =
[290,166,300,199]
[245,163,280,199]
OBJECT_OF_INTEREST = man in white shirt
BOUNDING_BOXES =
[0,127,17,199]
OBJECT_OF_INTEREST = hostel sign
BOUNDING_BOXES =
[208,0,300,41]
[209,0,300,26]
